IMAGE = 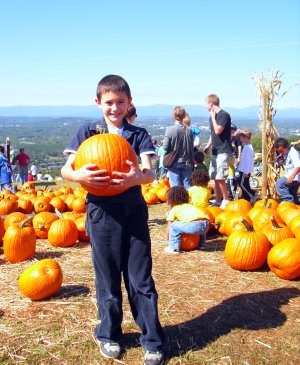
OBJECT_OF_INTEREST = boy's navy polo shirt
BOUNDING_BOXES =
[64,118,156,204]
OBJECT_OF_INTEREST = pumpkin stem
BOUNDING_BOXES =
[262,196,268,207]
[19,217,32,228]
[270,215,281,230]
[54,208,63,219]
[240,218,254,232]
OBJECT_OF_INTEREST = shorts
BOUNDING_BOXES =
[209,153,231,180]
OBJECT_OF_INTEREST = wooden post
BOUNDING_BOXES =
[261,96,268,197]
[6,137,10,164]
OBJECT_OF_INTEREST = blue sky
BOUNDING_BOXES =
[1,0,299,109]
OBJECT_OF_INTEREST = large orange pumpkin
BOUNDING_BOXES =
[3,217,36,263]
[267,238,300,280]
[74,134,138,196]
[181,234,200,251]
[18,259,63,300]
[48,218,78,247]
[225,219,270,271]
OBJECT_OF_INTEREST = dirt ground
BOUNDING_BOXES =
[0,202,300,365]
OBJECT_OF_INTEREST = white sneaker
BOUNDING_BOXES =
[220,199,230,210]
[164,247,179,254]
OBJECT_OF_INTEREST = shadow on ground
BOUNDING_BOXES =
[122,287,300,360]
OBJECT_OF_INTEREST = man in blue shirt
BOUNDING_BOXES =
[0,146,16,194]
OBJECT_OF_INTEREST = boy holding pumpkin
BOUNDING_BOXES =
[61,75,164,365]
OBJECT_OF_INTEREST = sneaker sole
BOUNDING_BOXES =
[100,348,121,360]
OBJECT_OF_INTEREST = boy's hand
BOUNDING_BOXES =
[109,160,142,190]
[74,164,110,187]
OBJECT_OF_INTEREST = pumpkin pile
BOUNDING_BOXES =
[212,198,300,280]
[0,182,91,301]
[1,181,300,306]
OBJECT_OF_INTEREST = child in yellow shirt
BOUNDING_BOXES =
[165,186,210,253]
[188,170,212,209]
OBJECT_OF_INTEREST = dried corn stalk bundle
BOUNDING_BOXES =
[253,70,282,198]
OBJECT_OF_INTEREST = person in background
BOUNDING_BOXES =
[125,104,137,124]
[151,138,160,179]
[0,146,16,194]
[37,171,43,181]
[12,148,30,186]
[163,106,194,188]
[165,186,210,253]
[188,169,212,210]
[291,139,300,147]
[61,74,164,365]
[275,137,300,205]
[157,140,167,179]
[227,124,242,200]
[183,113,201,151]
[10,149,17,182]
[43,171,54,181]
[193,150,209,173]
[230,124,242,165]
[204,94,232,209]
[30,162,38,181]
[236,129,258,204]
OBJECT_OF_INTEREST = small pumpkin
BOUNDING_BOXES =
[18,259,63,300]
[144,191,159,205]
[32,212,59,239]
[261,215,294,246]
[17,198,34,214]
[267,238,300,280]
[75,216,90,242]
[181,234,199,251]
[74,133,138,196]
[34,196,51,214]
[48,210,78,247]
[225,199,252,216]
[254,197,279,211]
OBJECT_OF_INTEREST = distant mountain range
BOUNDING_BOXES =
[0,104,299,120]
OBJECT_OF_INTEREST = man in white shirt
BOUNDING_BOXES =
[275,137,300,205]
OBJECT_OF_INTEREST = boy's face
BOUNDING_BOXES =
[275,145,289,156]
[95,91,132,127]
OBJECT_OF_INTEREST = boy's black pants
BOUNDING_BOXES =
[86,199,164,352]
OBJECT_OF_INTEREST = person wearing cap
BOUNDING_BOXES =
[236,129,258,204]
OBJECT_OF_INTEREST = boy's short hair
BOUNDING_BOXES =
[206,94,220,106]
[239,129,252,139]
[194,150,205,164]
[96,74,131,101]
[192,169,210,187]
[125,104,137,119]
[274,137,289,149]
[166,186,189,206]
[172,106,186,122]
